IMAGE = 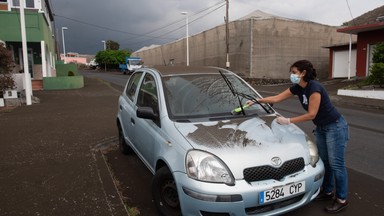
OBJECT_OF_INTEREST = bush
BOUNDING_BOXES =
[367,42,384,88]
[372,43,384,63]
[0,45,16,94]
[367,63,384,87]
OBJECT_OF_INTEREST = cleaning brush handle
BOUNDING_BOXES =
[233,104,250,113]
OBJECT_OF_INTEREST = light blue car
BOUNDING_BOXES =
[116,66,324,216]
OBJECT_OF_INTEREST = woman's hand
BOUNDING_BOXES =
[276,116,291,125]
[245,100,255,106]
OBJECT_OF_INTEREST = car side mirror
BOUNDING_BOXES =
[137,107,158,120]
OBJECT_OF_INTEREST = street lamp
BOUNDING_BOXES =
[61,27,68,63]
[181,12,189,66]
[101,40,106,72]
[101,40,106,51]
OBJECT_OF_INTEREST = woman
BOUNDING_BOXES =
[249,60,349,213]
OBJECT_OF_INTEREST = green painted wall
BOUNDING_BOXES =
[42,62,83,90]
[43,76,84,90]
[0,11,55,55]
[55,63,79,77]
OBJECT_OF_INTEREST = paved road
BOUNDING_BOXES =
[82,70,384,216]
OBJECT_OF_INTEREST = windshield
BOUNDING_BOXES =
[129,59,142,65]
[162,73,272,120]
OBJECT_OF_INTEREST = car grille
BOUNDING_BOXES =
[243,158,305,182]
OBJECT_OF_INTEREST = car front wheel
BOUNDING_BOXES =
[152,166,181,216]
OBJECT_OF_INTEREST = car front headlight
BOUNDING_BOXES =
[186,150,235,186]
[306,135,319,167]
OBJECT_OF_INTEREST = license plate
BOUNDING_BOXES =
[259,181,305,204]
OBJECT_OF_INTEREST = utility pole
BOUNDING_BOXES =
[225,0,230,69]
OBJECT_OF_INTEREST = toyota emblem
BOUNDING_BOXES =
[271,157,282,167]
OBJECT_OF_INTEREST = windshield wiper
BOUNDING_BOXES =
[219,70,246,115]
[236,92,271,114]
[219,71,272,115]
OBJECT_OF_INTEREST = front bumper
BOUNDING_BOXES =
[174,160,324,216]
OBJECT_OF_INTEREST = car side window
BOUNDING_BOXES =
[125,72,143,101]
[137,74,158,115]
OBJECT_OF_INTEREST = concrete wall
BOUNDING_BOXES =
[135,25,228,68]
[249,19,352,79]
[134,18,352,79]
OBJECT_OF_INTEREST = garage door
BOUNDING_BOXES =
[332,50,357,78]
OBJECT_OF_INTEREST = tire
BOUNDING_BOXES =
[152,167,181,216]
[118,125,131,154]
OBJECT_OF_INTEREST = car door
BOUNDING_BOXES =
[133,73,161,169]
[120,72,143,147]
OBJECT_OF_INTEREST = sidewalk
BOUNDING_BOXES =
[0,77,127,216]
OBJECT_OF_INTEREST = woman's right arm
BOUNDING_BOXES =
[258,88,293,104]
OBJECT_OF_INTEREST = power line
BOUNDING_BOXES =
[54,14,176,40]
[53,1,226,50]
[126,0,226,42]
[53,1,225,43]
[345,0,356,25]
[128,2,226,48]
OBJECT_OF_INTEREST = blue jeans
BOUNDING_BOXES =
[315,116,349,200]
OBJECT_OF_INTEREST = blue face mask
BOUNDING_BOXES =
[290,74,301,84]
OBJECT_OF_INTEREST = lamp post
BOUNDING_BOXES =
[101,40,106,72]
[61,27,68,63]
[225,0,230,69]
[181,12,189,66]
[101,40,106,51]
[20,0,32,105]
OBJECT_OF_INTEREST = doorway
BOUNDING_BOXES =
[18,48,34,79]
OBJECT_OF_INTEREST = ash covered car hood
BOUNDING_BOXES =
[174,116,311,179]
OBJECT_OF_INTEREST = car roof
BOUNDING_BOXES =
[146,66,231,76]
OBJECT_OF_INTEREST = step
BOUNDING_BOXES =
[32,80,43,91]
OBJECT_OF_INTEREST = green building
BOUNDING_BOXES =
[0,0,56,90]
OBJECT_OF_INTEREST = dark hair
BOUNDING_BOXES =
[290,60,317,82]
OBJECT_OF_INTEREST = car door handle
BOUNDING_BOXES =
[131,118,135,124]
[119,105,123,110]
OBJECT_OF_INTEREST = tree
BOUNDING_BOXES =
[106,40,120,50]
[0,45,16,96]
[95,49,131,69]
[367,42,384,87]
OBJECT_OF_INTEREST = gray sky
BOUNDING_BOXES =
[50,0,383,55]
